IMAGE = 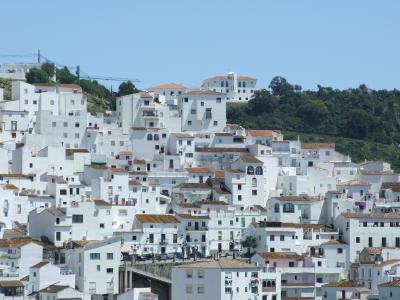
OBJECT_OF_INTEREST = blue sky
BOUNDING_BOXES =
[0,0,399,90]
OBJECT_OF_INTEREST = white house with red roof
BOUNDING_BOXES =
[201,72,257,102]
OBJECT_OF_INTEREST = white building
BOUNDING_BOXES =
[201,72,257,102]
[171,260,262,300]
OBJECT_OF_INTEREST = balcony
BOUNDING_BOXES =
[159,240,168,245]
[262,286,276,293]
[185,226,208,231]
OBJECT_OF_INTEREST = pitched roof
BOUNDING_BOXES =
[45,207,65,217]
[136,214,180,224]
[176,259,257,269]
[0,280,24,287]
[364,247,383,255]
[341,212,400,220]
[247,130,274,137]
[381,182,400,192]
[93,199,111,206]
[257,252,302,260]
[379,279,400,287]
[149,83,186,90]
[0,238,40,248]
[302,143,335,149]
[185,167,214,173]
[273,195,313,202]
[239,156,263,164]
[31,261,50,269]
[39,285,69,293]
[338,179,370,186]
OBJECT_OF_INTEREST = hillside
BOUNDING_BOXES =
[227,76,400,170]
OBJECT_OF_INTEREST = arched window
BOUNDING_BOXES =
[147,134,153,141]
[252,178,257,187]
[247,166,254,175]
[267,281,271,287]
[255,166,263,175]
[154,134,159,141]
[263,281,267,287]
[283,203,295,213]
[274,203,280,213]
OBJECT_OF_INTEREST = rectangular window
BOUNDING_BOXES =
[205,108,212,119]
[90,253,100,260]
[72,215,83,223]
[56,232,61,241]
[107,253,113,260]
[106,268,113,273]
[186,270,193,278]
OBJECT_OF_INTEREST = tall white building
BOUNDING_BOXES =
[201,72,257,102]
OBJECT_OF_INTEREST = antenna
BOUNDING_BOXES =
[38,49,41,63]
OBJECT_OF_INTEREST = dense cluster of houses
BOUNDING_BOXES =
[0,73,399,300]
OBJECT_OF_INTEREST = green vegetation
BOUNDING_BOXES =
[227,76,400,170]
[0,78,12,100]
[25,64,139,114]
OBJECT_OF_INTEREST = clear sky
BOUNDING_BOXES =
[1,0,399,91]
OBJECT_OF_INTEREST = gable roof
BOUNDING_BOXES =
[136,214,179,224]
[302,142,335,149]
[247,130,274,137]
[149,83,186,90]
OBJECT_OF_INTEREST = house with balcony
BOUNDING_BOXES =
[171,260,262,300]
[62,237,121,299]
[0,238,43,280]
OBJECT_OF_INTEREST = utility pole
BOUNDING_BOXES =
[76,65,80,81]
[37,49,41,63]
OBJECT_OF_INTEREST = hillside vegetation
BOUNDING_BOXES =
[227,76,400,170]
[25,63,139,114]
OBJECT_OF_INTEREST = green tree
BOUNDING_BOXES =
[56,67,76,84]
[26,68,50,84]
[118,81,139,96]
[247,89,278,114]
[41,63,56,78]
[269,76,293,96]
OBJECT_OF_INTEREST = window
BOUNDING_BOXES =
[186,284,192,293]
[75,123,80,128]
[280,235,284,241]
[186,270,193,278]
[382,237,387,247]
[191,109,196,114]
[247,166,254,175]
[283,203,295,213]
[238,184,242,190]
[106,268,113,273]
[96,265,100,271]
[90,253,100,260]
[56,232,61,241]
[147,134,153,141]
[337,248,343,254]
[184,97,188,103]
[252,177,257,187]
[106,253,113,260]
[289,261,294,267]
[356,237,360,243]
[216,97,222,103]
[197,285,204,294]
[213,121,218,126]
[188,121,192,126]
[252,190,257,195]
[72,215,83,223]
[205,108,212,119]
[274,203,280,213]
[52,122,56,127]
[270,235,275,241]
[255,166,263,175]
